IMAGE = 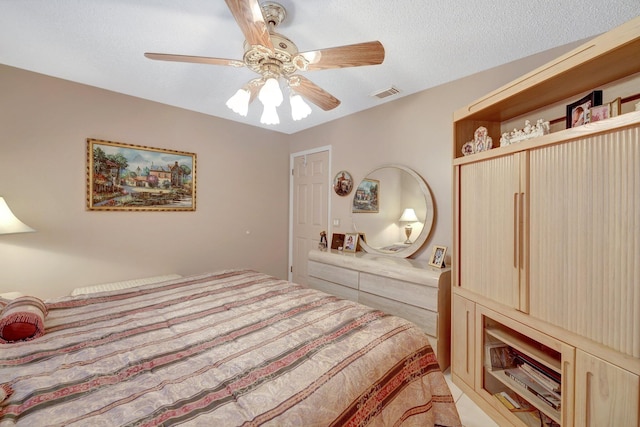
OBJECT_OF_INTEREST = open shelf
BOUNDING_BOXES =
[482,314,563,426]
[486,368,560,424]
[486,327,561,372]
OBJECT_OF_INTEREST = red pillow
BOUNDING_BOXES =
[0,296,48,343]
[2,321,38,341]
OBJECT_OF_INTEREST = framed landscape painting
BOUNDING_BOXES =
[87,138,196,211]
[352,178,379,213]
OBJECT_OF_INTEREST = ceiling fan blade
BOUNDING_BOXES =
[144,53,244,68]
[298,41,385,71]
[225,0,273,49]
[289,75,341,111]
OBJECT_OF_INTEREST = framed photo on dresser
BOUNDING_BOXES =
[343,233,359,253]
[429,245,447,268]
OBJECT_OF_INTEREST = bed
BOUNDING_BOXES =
[0,270,461,426]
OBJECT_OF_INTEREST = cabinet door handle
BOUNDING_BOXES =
[514,193,520,269]
[518,192,525,270]
[585,371,593,427]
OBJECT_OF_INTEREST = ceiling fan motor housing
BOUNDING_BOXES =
[241,2,310,77]
[243,32,306,77]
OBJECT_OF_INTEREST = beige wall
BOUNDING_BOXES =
[290,42,581,262]
[0,41,578,298]
[0,64,289,298]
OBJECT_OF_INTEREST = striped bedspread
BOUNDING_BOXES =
[0,270,461,426]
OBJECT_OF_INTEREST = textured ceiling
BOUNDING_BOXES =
[1,1,638,134]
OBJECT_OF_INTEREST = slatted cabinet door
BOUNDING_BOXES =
[528,127,640,358]
[458,152,528,312]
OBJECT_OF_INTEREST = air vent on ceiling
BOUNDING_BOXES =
[372,86,400,99]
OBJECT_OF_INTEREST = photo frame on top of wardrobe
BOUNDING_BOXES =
[566,90,602,128]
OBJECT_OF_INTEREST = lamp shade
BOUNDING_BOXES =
[225,88,251,116]
[398,208,418,222]
[290,93,311,121]
[0,197,34,235]
[258,78,283,107]
[260,104,280,125]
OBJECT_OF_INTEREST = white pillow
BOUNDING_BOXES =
[0,292,24,300]
[70,274,182,296]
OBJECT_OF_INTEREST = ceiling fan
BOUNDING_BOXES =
[144,0,385,124]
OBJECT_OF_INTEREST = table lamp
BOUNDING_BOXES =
[398,208,418,244]
[0,197,35,235]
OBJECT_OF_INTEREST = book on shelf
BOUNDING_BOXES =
[485,342,518,370]
[504,368,561,410]
[493,390,562,427]
[512,348,561,384]
[495,391,520,410]
[511,350,561,398]
[519,361,561,394]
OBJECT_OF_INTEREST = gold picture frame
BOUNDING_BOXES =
[87,138,196,211]
[343,233,359,252]
[352,179,379,213]
[609,97,622,117]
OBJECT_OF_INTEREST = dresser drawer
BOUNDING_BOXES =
[359,291,438,337]
[307,276,359,302]
[308,260,359,289]
[359,272,438,311]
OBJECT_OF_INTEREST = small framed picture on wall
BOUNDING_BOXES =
[333,170,354,196]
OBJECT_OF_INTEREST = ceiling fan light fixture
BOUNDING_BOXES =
[145,1,385,127]
[260,104,280,125]
[225,88,251,116]
[290,93,311,121]
[258,77,283,108]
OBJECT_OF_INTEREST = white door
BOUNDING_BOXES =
[289,148,330,285]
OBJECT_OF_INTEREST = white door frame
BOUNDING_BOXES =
[288,145,332,282]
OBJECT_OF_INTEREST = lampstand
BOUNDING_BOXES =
[398,208,418,244]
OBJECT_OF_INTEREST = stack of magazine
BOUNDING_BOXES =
[487,343,561,411]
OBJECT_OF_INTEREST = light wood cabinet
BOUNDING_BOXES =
[451,294,475,389]
[574,350,639,427]
[307,249,451,369]
[452,16,640,426]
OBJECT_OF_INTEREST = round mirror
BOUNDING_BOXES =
[351,164,434,258]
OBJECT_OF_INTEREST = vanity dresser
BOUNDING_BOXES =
[307,249,451,369]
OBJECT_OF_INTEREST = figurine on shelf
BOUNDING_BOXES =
[462,126,493,156]
[500,119,550,146]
